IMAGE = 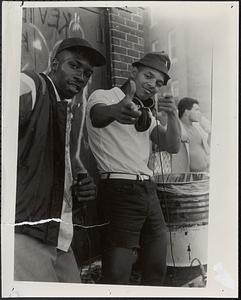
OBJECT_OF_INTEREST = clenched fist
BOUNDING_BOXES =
[157,93,177,115]
[72,175,96,203]
[111,79,141,124]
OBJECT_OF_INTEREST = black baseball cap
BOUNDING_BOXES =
[132,52,171,85]
[55,37,106,67]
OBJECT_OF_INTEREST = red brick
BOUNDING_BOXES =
[112,45,127,55]
[112,37,120,45]
[134,29,144,38]
[125,19,138,29]
[111,22,122,31]
[114,69,130,78]
[110,13,125,25]
[118,10,132,20]
[112,53,133,64]
[112,61,128,70]
[120,39,134,49]
[132,14,143,23]
[138,37,144,46]
[127,49,139,58]
[111,29,126,40]
[133,43,144,52]
[127,34,138,43]
[113,23,136,35]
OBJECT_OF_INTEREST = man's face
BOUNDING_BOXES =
[188,103,201,122]
[132,66,165,101]
[52,50,93,99]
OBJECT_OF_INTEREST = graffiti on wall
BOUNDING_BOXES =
[22,8,85,72]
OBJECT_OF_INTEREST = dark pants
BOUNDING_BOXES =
[97,179,168,285]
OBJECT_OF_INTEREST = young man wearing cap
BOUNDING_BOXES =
[86,52,181,285]
[15,38,106,282]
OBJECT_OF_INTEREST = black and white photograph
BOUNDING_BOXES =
[1,1,238,298]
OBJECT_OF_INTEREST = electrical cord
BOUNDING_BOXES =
[153,107,176,267]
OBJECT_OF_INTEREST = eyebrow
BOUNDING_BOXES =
[70,59,93,72]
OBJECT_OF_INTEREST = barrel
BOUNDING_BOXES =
[156,172,209,267]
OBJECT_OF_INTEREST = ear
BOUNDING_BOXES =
[184,109,190,117]
[51,58,59,73]
[130,66,138,80]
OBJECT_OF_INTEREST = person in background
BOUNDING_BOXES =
[86,52,181,285]
[172,97,211,173]
[14,37,106,282]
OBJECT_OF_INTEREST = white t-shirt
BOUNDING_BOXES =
[86,87,159,177]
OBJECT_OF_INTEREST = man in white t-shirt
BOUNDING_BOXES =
[86,52,181,285]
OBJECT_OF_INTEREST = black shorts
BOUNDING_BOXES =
[97,178,167,249]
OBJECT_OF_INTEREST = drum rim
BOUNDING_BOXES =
[156,178,209,185]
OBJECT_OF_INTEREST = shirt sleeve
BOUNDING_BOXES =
[19,73,37,128]
[86,89,114,116]
[20,72,37,108]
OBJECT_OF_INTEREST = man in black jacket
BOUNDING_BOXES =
[14,38,106,282]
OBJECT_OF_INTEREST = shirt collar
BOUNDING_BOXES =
[46,75,72,104]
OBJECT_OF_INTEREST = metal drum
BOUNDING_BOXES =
[156,172,209,267]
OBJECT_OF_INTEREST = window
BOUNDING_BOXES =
[151,40,159,52]
[168,30,177,63]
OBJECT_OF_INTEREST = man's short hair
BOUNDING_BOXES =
[177,97,199,118]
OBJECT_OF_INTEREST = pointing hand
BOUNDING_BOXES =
[112,79,141,124]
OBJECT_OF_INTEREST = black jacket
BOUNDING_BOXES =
[15,71,82,246]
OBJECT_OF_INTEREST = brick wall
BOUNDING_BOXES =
[108,7,145,86]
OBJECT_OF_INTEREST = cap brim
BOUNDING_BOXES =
[82,46,106,67]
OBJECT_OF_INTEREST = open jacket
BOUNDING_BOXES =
[15,71,83,246]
